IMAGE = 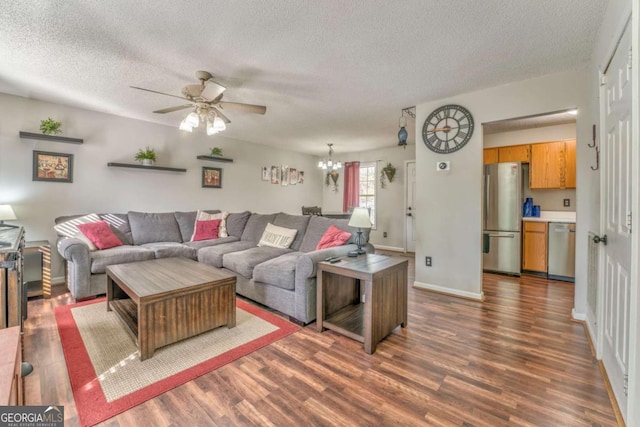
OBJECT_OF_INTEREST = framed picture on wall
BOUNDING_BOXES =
[33,150,73,183]
[270,166,280,184]
[281,166,289,186]
[298,171,304,184]
[202,167,222,188]
[289,168,298,185]
[261,166,270,181]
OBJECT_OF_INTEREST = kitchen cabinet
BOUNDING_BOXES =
[499,144,530,163]
[483,148,498,164]
[529,140,576,189]
[522,221,547,272]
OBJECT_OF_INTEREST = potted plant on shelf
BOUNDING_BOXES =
[134,146,157,166]
[209,147,223,157]
[380,162,396,188]
[40,117,62,135]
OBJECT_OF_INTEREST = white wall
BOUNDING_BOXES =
[0,93,322,279]
[414,69,590,301]
[321,145,415,250]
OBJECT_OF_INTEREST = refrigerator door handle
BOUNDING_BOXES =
[488,233,515,238]
[484,172,490,228]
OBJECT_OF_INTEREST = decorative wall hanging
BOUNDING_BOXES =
[202,167,222,188]
[33,150,73,183]
[589,124,599,171]
[380,162,396,188]
[326,170,339,192]
[270,166,281,184]
[281,166,289,186]
[298,171,304,184]
[261,166,271,181]
[397,107,415,148]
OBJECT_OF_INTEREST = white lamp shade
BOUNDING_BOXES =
[179,119,193,132]
[213,116,226,131]
[185,112,200,127]
[348,207,371,228]
[0,205,17,221]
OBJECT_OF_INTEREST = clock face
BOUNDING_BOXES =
[422,104,474,154]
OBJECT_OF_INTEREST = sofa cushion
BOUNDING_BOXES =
[100,213,133,245]
[140,242,197,260]
[90,246,155,274]
[257,223,298,249]
[77,221,123,250]
[253,252,303,290]
[197,241,256,268]
[184,236,239,250]
[222,246,292,279]
[226,211,251,238]
[300,216,369,252]
[241,213,278,243]
[54,213,101,238]
[273,213,310,251]
[174,210,221,242]
[128,211,182,244]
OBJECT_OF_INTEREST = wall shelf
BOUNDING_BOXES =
[196,155,234,163]
[107,162,187,172]
[19,131,83,144]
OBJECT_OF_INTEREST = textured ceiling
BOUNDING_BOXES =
[0,1,607,156]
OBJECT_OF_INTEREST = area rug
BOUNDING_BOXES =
[55,298,299,426]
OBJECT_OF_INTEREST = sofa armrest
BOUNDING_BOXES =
[296,243,375,280]
[57,237,90,262]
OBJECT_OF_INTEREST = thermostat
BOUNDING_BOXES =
[436,161,450,171]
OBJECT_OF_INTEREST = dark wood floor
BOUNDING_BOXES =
[23,253,618,426]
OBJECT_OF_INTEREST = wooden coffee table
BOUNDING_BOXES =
[106,257,236,361]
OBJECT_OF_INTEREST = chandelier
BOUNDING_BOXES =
[397,106,415,148]
[179,104,226,136]
[317,143,342,170]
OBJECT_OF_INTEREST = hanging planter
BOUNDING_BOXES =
[325,170,339,192]
[380,162,396,189]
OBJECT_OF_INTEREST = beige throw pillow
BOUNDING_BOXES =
[73,231,98,251]
[191,210,229,241]
[257,223,297,249]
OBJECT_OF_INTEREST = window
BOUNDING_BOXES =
[359,162,376,227]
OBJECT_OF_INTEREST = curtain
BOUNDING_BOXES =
[343,161,360,213]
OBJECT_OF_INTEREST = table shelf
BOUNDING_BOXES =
[107,162,187,172]
[20,131,83,144]
[196,155,234,163]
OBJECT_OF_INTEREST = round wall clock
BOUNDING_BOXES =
[422,104,474,154]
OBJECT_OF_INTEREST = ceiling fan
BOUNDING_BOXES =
[131,70,266,134]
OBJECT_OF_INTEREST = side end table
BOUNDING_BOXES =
[316,254,408,354]
[24,240,52,299]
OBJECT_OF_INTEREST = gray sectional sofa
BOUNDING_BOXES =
[55,210,373,324]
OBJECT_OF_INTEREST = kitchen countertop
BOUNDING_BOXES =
[523,211,576,223]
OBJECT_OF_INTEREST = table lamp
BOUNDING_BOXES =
[0,205,18,229]
[348,207,372,255]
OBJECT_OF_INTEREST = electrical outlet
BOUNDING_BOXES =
[383,231,388,238]
[563,199,570,207]
[425,256,432,267]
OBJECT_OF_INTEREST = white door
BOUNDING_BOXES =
[405,161,416,252]
[600,20,631,422]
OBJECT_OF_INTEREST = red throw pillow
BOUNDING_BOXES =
[77,221,123,250]
[191,219,222,242]
[316,225,352,250]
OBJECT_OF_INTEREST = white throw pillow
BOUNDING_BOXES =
[54,213,101,238]
[190,210,229,241]
[257,223,297,249]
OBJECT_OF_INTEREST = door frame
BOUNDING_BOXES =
[404,160,416,252]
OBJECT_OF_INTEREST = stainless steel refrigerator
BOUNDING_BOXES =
[483,162,522,275]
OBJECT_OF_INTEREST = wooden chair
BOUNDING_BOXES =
[301,206,322,216]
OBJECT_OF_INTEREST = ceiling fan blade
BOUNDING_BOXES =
[153,104,193,114]
[212,107,231,124]
[218,101,267,115]
[200,81,226,101]
[130,86,191,101]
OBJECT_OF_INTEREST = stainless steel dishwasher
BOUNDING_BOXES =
[548,222,576,282]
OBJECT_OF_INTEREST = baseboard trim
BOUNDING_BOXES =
[413,281,484,301]
[571,308,587,321]
[373,245,405,252]
[52,276,65,285]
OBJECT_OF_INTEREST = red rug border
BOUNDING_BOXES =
[54,297,299,427]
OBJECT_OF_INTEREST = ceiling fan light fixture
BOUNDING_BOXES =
[185,111,200,127]
[206,118,218,136]
[179,119,193,132]
[213,115,226,132]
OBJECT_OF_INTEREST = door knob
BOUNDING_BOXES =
[593,234,607,245]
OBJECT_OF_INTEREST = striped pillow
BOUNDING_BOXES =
[257,223,297,249]
[54,213,101,238]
